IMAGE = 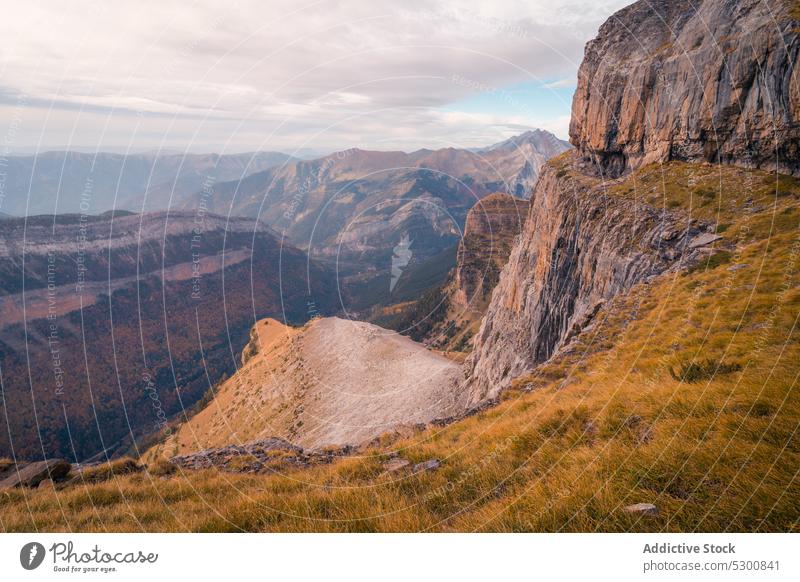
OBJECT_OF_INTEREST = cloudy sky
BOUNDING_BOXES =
[0,0,631,156]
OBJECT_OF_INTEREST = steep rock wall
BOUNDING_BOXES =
[570,0,800,177]
[464,153,716,402]
[453,192,527,310]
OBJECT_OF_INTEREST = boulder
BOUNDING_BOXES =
[0,459,71,489]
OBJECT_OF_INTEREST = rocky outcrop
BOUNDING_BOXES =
[0,459,71,489]
[464,153,719,402]
[465,0,800,402]
[570,0,800,177]
[373,193,526,351]
[169,438,351,473]
[454,193,527,311]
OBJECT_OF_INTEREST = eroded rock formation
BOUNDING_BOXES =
[453,192,527,311]
[464,153,716,401]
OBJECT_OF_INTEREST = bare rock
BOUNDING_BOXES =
[624,502,659,516]
[570,0,800,177]
[689,233,723,249]
[454,193,528,310]
[0,459,71,489]
[382,458,411,473]
[464,154,706,402]
[412,459,441,473]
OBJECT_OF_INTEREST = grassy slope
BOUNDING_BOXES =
[2,161,798,532]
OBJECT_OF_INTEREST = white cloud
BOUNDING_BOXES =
[0,0,631,153]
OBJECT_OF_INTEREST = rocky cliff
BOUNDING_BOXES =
[453,193,526,311]
[570,0,800,177]
[466,0,800,402]
[367,193,525,351]
[464,153,719,401]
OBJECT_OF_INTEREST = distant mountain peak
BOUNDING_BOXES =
[478,128,570,154]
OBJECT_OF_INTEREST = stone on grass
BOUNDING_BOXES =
[0,459,71,489]
[412,459,441,473]
[623,502,658,516]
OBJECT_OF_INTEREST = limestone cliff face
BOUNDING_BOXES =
[464,153,715,401]
[465,0,800,402]
[453,193,527,311]
[570,0,800,177]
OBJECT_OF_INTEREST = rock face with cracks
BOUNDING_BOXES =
[463,152,720,403]
[570,0,800,177]
[464,0,800,403]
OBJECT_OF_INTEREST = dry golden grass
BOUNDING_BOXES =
[1,162,798,532]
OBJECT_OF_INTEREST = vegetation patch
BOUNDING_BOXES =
[78,458,143,484]
[669,358,743,383]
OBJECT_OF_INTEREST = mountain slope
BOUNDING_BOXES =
[6,156,798,533]
[477,129,571,197]
[2,0,798,534]
[149,317,468,457]
[182,131,568,275]
[0,211,337,461]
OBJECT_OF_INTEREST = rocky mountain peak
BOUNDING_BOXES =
[570,0,800,177]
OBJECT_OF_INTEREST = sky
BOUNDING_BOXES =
[0,0,631,156]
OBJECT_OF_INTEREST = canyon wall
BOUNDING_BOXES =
[453,192,527,311]
[464,154,715,401]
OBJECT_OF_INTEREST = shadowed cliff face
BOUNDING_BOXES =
[570,0,800,177]
[453,193,527,311]
[464,153,717,401]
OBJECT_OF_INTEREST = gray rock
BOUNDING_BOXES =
[570,0,799,178]
[0,459,71,489]
[464,154,707,402]
[412,459,441,473]
[689,233,723,249]
[624,502,658,516]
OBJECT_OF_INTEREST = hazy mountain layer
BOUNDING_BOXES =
[0,151,295,216]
